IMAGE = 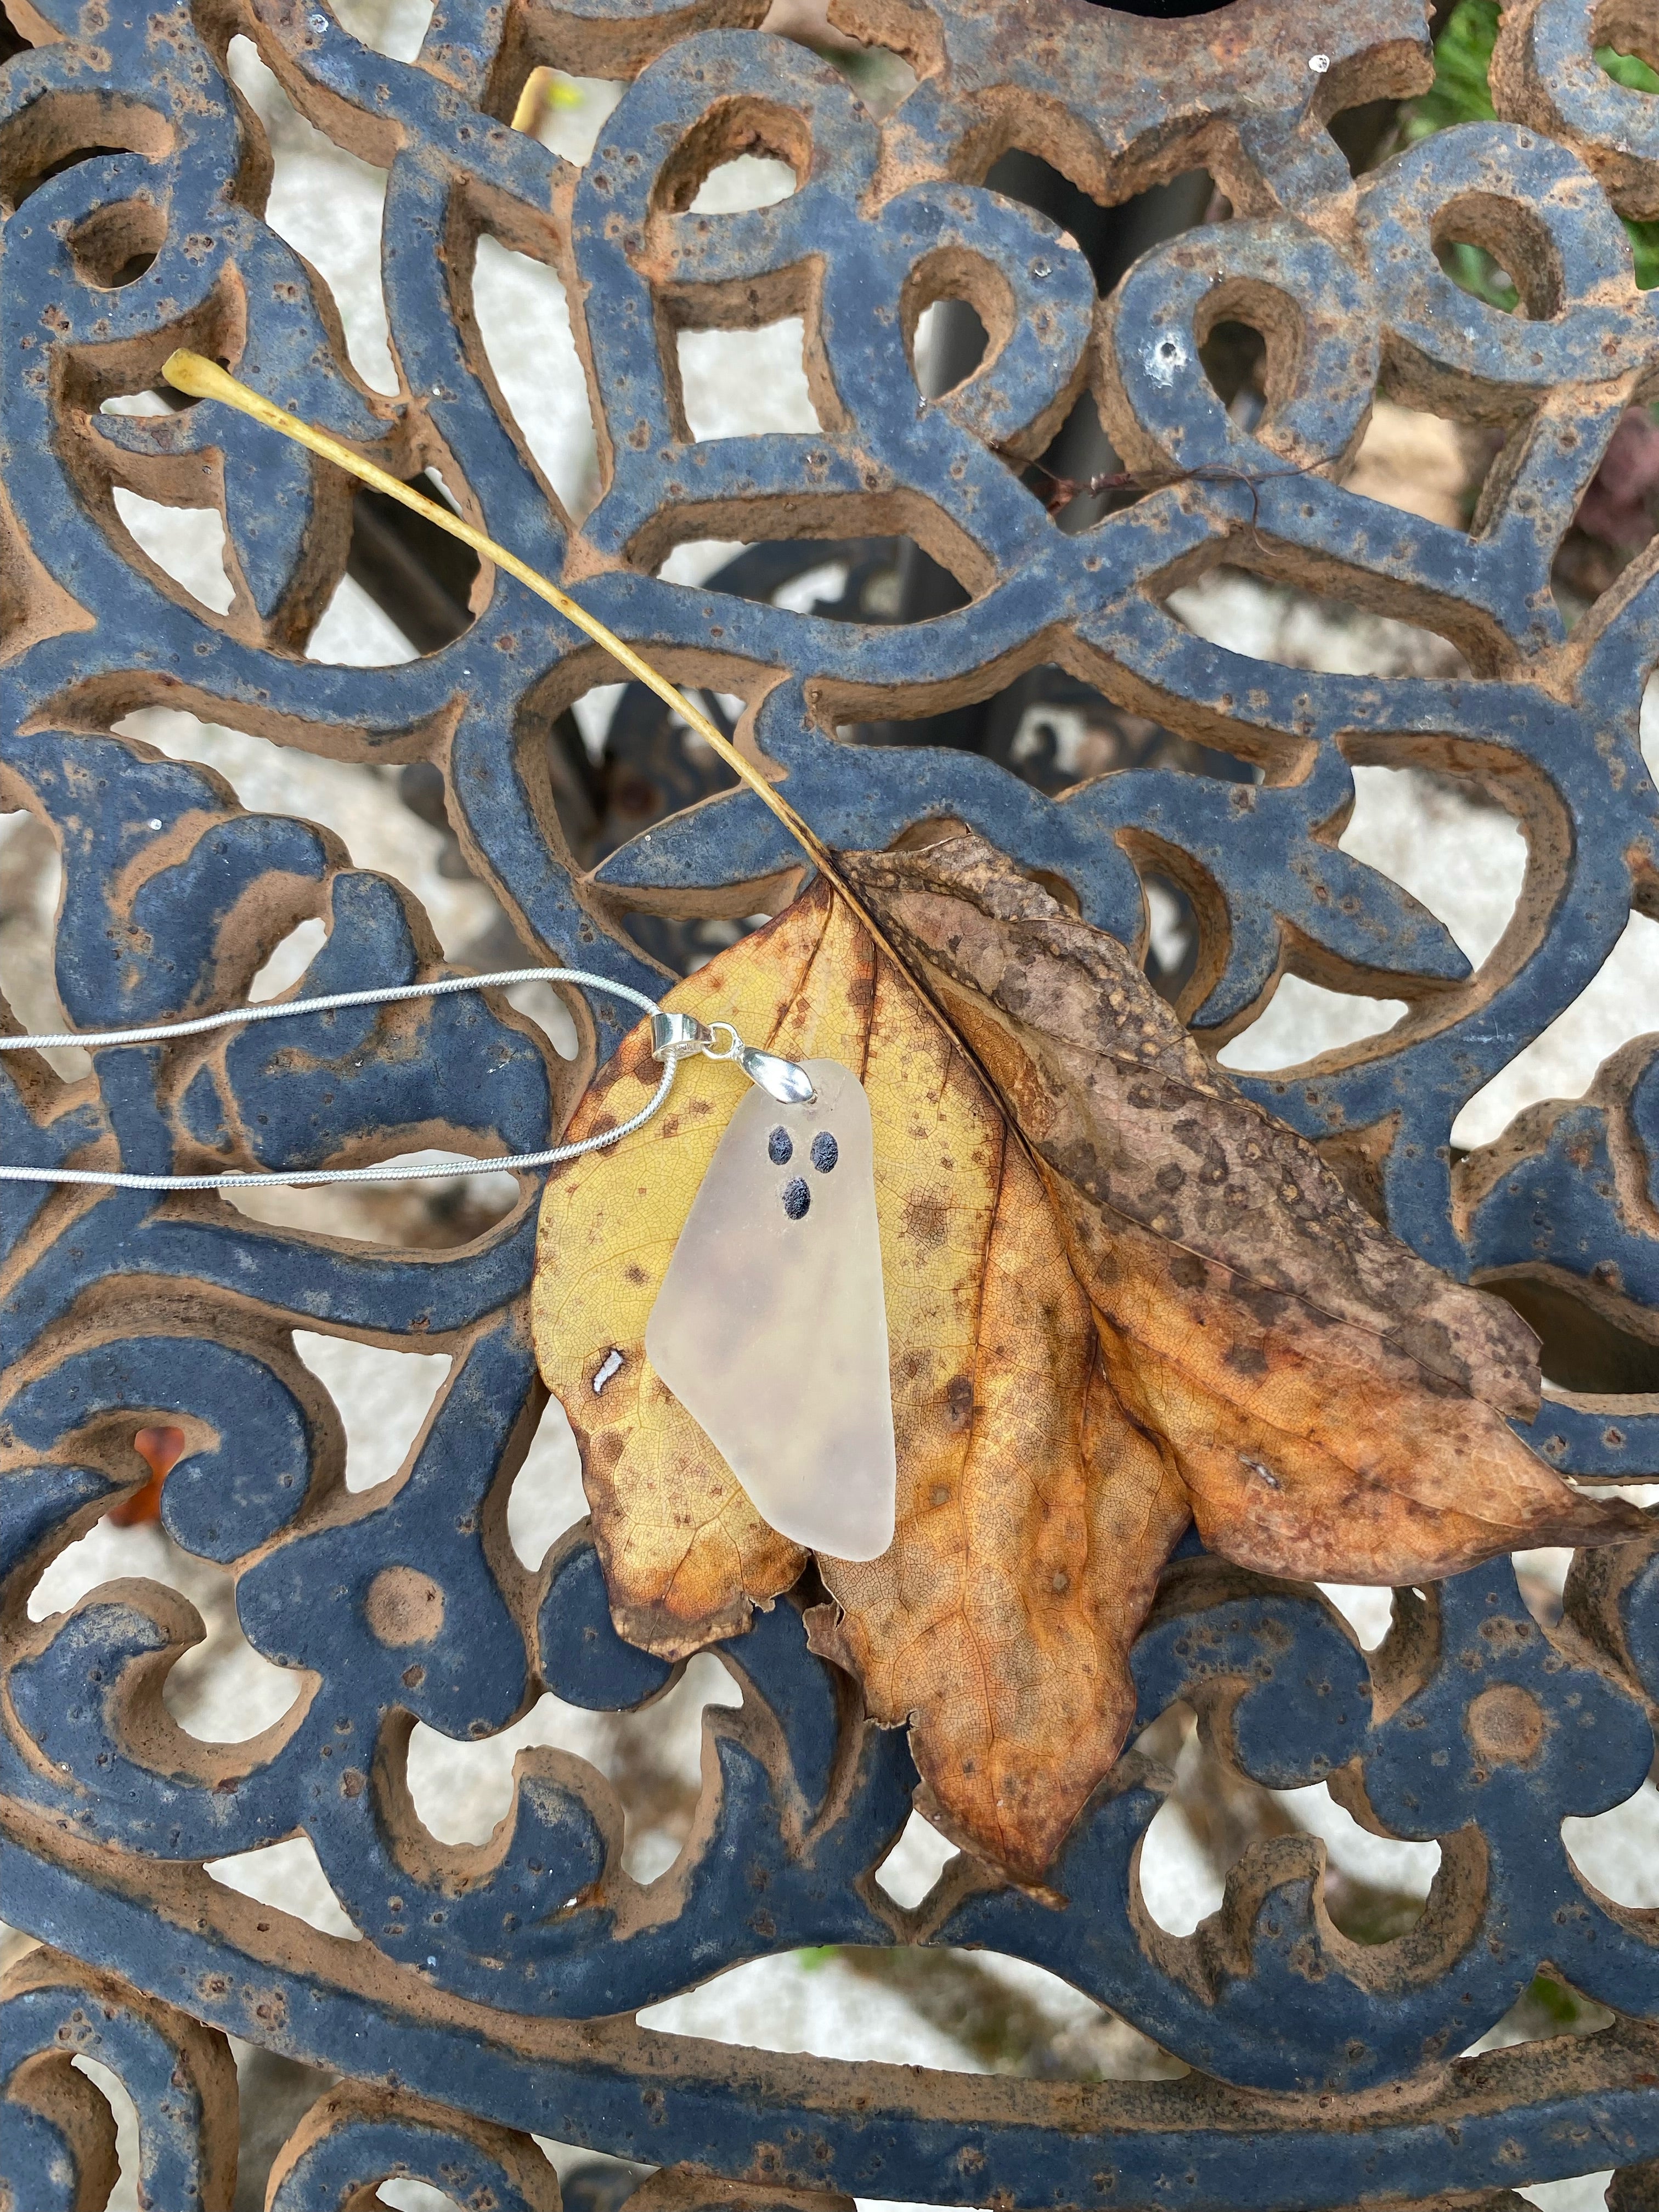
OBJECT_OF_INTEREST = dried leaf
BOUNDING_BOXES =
[844,836,1635,1585]
[532,834,1643,1880]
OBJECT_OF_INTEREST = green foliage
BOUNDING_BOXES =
[1526,1968,1588,2026]
[1599,46,1659,98]
[1403,0,1659,289]
[1628,223,1659,290]
[1403,0,1498,139]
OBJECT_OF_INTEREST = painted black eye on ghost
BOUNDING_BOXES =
[810,1132,838,1174]
[768,1127,793,1165]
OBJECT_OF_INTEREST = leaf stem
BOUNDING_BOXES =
[161,349,933,1015]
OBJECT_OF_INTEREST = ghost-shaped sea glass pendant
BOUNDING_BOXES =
[644,1059,896,1561]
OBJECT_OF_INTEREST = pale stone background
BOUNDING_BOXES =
[3,6,1658,2205]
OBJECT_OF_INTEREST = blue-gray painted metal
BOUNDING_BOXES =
[2,0,1658,2203]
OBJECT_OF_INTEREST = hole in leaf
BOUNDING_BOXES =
[205,1835,363,1938]
[404,1651,740,1881]
[226,35,398,394]
[1451,911,1659,1149]
[675,317,820,442]
[1338,764,1526,968]
[111,488,234,614]
[873,1807,959,1907]
[1216,975,1407,1073]
[506,1395,585,1571]
[1165,568,1476,679]
[249,917,327,1001]
[472,234,595,518]
[291,1334,451,1492]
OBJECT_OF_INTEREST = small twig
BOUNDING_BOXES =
[1012,447,1342,548]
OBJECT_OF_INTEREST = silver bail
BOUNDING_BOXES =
[737,1046,816,1104]
[650,1011,714,1062]
[651,1010,815,1103]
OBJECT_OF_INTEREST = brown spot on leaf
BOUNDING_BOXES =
[903,1188,951,1254]
[1225,1342,1270,1378]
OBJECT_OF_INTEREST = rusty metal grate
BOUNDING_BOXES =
[3,0,1659,2204]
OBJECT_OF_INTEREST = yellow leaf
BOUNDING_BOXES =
[534,836,1644,1882]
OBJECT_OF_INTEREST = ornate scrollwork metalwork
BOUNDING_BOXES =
[3,0,1659,2202]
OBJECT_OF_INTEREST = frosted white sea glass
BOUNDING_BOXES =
[644,1059,896,1561]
